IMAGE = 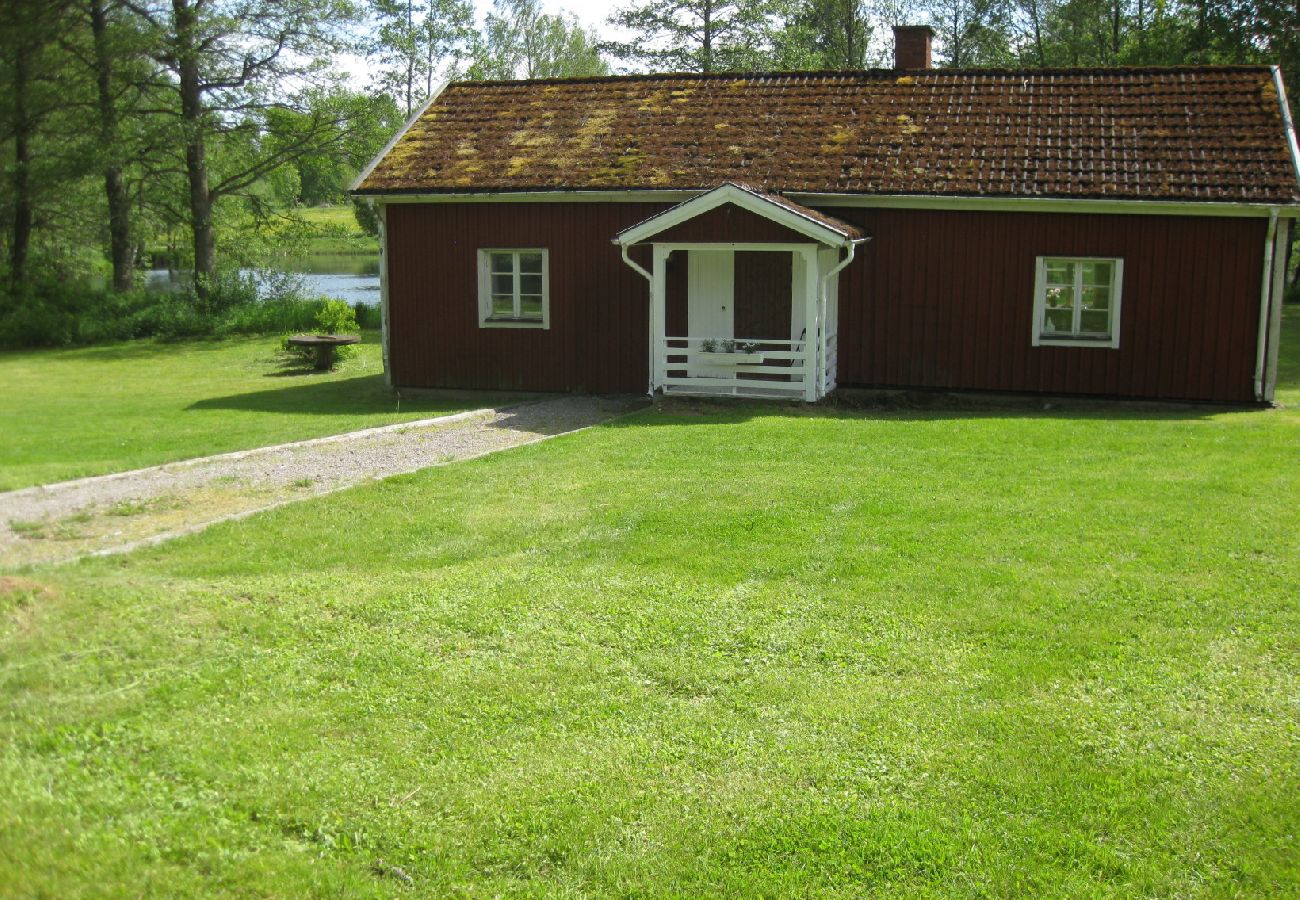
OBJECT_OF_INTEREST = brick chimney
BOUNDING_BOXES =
[893,25,935,70]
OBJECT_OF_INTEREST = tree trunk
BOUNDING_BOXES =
[843,0,855,68]
[405,0,414,116]
[1029,0,1045,66]
[10,42,32,286]
[91,0,132,292]
[174,0,215,299]
[1111,0,1121,60]
[1136,0,1146,60]
[701,0,713,72]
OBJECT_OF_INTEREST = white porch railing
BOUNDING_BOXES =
[657,336,810,400]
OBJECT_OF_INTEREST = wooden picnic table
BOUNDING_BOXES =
[286,334,361,370]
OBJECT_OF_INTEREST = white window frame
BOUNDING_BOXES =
[477,248,550,329]
[1031,256,1123,349]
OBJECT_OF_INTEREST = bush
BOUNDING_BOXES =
[0,267,357,349]
[315,298,359,335]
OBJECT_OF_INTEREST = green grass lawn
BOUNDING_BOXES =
[1,311,1297,895]
[0,333,519,491]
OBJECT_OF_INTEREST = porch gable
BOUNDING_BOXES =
[614,182,862,248]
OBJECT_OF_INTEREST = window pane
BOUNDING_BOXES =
[519,252,543,274]
[1043,309,1073,333]
[491,273,514,296]
[1079,310,1111,335]
[520,273,543,296]
[1044,285,1074,309]
[491,294,515,317]
[1081,261,1113,286]
[490,253,514,274]
[519,295,543,319]
[1045,261,1073,285]
[1080,285,1110,310]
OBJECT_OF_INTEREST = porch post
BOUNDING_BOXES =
[801,246,819,401]
[651,244,669,394]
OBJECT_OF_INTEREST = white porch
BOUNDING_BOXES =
[616,183,864,402]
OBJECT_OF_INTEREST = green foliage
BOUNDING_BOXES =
[602,0,788,72]
[351,199,381,237]
[367,0,478,116]
[315,299,360,335]
[470,0,610,79]
[774,0,872,69]
[0,269,340,349]
[352,301,382,329]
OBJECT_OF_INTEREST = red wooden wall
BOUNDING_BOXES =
[385,201,666,393]
[384,201,1268,402]
[823,207,1267,402]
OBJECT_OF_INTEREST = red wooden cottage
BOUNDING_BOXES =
[351,27,1300,404]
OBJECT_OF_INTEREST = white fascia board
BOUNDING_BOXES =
[615,184,849,246]
[1271,66,1300,194]
[348,80,450,194]
[788,192,1300,218]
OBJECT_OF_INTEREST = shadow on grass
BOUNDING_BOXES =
[602,394,1249,428]
[188,375,536,417]
[2,331,383,364]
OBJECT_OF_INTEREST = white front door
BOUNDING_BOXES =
[688,250,733,341]
[688,250,733,377]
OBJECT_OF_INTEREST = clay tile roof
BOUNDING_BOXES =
[354,67,1300,204]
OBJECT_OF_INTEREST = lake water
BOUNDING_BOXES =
[146,253,381,306]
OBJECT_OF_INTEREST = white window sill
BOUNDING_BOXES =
[1034,335,1118,349]
[481,317,548,329]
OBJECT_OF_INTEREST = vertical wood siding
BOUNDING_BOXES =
[385,202,1267,402]
[822,207,1268,403]
[734,251,793,340]
[385,201,667,393]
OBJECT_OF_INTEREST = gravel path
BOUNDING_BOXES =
[0,395,643,568]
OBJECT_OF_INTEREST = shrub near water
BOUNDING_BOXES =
[0,269,341,348]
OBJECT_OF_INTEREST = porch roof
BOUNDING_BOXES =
[614,182,865,247]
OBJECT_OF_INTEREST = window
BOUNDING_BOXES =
[1032,257,1123,348]
[477,249,549,329]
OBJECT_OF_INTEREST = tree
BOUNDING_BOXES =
[472,0,608,80]
[925,0,1014,65]
[0,2,77,286]
[779,0,872,69]
[367,0,475,117]
[283,90,404,204]
[602,0,786,73]
[120,0,359,299]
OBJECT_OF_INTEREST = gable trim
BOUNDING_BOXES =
[614,183,856,246]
